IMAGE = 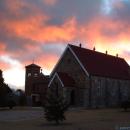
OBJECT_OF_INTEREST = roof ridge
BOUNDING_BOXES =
[68,44,130,80]
[25,63,41,68]
[68,44,123,60]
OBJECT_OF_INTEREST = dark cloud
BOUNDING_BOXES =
[0,26,34,52]
[0,0,130,56]
[92,0,130,40]
[1,0,130,88]
[41,0,103,24]
[41,43,66,56]
[110,0,130,22]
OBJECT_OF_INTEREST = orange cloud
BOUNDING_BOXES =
[1,0,130,73]
[0,62,10,70]
[43,0,58,6]
[2,0,130,89]
[0,43,6,54]
[5,16,77,43]
[5,14,48,37]
[79,17,130,57]
[37,54,59,74]
[4,12,130,68]
[5,0,25,13]
[23,53,58,75]
[24,43,41,52]
[36,17,77,42]
[112,0,125,9]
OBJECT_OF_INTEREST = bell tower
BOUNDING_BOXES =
[25,63,41,96]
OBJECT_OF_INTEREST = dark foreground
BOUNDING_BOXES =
[0,107,130,130]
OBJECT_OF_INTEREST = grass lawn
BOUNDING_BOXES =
[0,107,130,130]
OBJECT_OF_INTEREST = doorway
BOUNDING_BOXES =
[70,90,75,105]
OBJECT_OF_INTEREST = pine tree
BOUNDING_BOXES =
[0,70,13,108]
[44,87,69,125]
[0,70,8,102]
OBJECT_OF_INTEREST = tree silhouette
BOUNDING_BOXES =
[0,70,14,108]
[44,83,69,125]
[16,89,26,106]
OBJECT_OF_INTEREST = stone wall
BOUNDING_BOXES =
[49,76,64,98]
[51,48,90,106]
[49,76,77,105]
[50,47,130,108]
[90,76,130,108]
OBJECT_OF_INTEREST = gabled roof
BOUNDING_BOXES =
[57,72,75,87]
[25,63,41,68]
[69,44,130,80]
[48,72,75,87]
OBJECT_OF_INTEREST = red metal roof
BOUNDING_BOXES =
[57,72,75,87]
[69,44,130,80]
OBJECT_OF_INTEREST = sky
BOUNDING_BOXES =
[0,0,130,90]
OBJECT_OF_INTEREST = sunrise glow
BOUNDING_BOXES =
[0,0,130,89]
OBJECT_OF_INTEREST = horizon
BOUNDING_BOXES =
[1,0,130,89]
[2,43,130,90]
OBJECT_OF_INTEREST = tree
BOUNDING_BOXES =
[0,82,13,107]
[0,83,10,106]
[43,85,69,125]
[0,70,15,108]
[16,89,26,106]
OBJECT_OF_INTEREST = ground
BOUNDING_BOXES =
[0,107,130,130]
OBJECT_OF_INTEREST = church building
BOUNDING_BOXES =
[25,63,49,106]
[48,44,130,108]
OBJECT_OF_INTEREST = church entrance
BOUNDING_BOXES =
[31,94,41,106]
[70,90,75,105]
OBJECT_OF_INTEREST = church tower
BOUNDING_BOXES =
[25,63,41,96]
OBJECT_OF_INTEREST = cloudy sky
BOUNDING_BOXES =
[0,0,130,89]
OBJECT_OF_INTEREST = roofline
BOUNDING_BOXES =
[48,72,64,87]
[56,73,64,87]
[50,44,69,77]
[91,74,130,80]
[68,45,89,77]
[25,64,41,68]
[50,44,89,77]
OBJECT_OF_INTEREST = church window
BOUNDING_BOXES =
[34,73,38,77]
[32,85,36,91]
[28,73,31,77]
[97,86,101,96]
[97,80,102,96]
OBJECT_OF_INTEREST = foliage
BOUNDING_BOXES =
[0,83,12,103]
[16,89,26,106]
[43,90,69,125]
[0,71,15,108]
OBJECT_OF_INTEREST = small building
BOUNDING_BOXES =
[25,63,49,106]
[49,44,130,108]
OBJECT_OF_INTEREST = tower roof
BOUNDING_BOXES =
[25,63,41,68]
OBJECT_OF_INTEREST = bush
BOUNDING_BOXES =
[43,93,69,125]
[121,101,130,111]
[8,100,16,109]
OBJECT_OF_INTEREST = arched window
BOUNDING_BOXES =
[28,73,31,77]
[34,73,38,77]
[70,90,75,105]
